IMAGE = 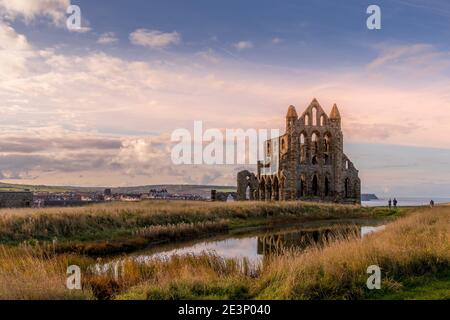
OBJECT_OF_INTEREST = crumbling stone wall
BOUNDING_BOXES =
[236,170,258,200]
[0,192,33,208]
[238,99,361,204]
[211,190,238,201]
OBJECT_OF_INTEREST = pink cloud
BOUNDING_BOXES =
[1,23,450,186]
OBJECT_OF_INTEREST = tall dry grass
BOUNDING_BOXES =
[255,206,450,299]
[133,220,229,240]
[0,246,257,300]
[52,220,230,256]
[0,245,91,299]
[93,253,258,300]
[0,200,372,242]
[116,206,449,300]
[1,205,444,300]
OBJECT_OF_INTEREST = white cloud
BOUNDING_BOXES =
[0,24,449,189]
[195,48,220,63]
[3,38,449,149]
[97,32,118,44]
[129,29,181,48]
[113,137,168,165]
[68,26,91,33]
[0,0,70,25]
[233,41,254,51]
[271,37,282,44]
[0,21,35,80]
[367,43,450,75]
[0,21,31,51]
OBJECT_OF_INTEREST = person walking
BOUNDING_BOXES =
[393,198,398,209]
[388,198,392,209]
[430,200,435,208]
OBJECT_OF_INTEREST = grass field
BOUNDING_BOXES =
[0,201,447,300]
[0,182,237,197]
[0,200,394,255]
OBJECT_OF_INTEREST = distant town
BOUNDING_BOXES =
[0,188,206,208]
[0,182,378,208]
[0,184,242,208]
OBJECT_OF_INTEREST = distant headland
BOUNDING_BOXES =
[361,194,379,201]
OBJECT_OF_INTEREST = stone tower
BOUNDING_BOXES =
[237,98,361,204]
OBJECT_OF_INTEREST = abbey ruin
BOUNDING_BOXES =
[237,98,361,204]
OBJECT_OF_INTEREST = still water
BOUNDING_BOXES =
[128,219,387,265]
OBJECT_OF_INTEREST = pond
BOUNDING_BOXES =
[126,218,387,265]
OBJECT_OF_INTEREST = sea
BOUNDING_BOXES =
[361,197,450,207]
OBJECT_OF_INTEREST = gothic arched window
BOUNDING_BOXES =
[312,133,319,154]
[324,134,331,153]
[312,107,317,126]
[300,133,306,164]
[320,115,325,126]
[312,175,319,196]
[325,177,330,196]
[345,178,350,198]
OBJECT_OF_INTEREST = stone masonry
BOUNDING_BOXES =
[0,191,33,208]
[237,98,361,204]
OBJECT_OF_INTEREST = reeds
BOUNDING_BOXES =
[132,220,229,240]
[255,206,450,299]
[0,200,372,242]
[49,220,230,256]
[117,206,449,300]
[0,245,91,299]
[1,205,446,300]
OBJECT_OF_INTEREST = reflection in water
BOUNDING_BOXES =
[131,221,385,265]
[147,237,259,262]
[257,226,360,255]
[361,225,386,237]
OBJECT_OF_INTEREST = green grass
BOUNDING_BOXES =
[0,200,385,245]
[368,207,408,218]
[117,207,450,300]
[0,200,404,256]
[0,185,74,193]
[0,206,447,300]
[145,280,253,300]
[373,275,450,300]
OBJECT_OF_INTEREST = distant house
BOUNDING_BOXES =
[149,188,169,198]
[0,191,33,208]
[120,194,141,201]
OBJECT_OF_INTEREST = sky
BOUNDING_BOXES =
[0,0,450,197]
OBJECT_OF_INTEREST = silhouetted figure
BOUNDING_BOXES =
[388,198,392,209]
[430,200,435,208]
[393,198,398,208]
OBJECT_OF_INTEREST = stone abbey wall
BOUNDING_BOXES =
[237,98,361,204]
[0,192,33,208]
